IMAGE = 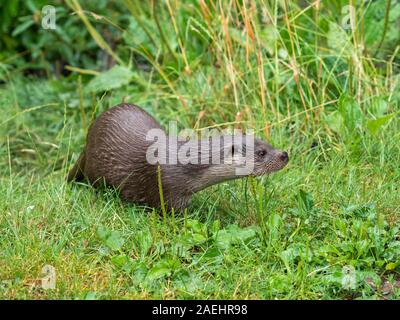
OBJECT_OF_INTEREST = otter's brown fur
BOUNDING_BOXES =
[68,103,288,211]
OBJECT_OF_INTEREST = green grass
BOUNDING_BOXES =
[0,0,399,299]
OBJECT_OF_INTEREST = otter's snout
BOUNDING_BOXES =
[279,151,289,162]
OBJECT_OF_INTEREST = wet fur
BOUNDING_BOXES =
[68,104,288,211]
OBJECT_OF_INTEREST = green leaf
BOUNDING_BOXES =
[211,219,221,235]
[327,22,351,55]
[214,225,257,249]
[375,260,386,268]
[111,254,133,272]
[344,203,376,219]
[96,225,109,240]
[297,189,314,212]
[84,292,98,300]
[96,226,124,251]
[105,230,124,251]
[12,19,35,37]
[266,213,283,244]
[338,95,364,131]
[86,65,134,92]
[186,219,206,235]
[147,266,171,281]
[214,230,234,249]
[325,111,345,133]
[147,258,181,281]
[184,219,208,245]
[191,233,207,243]
[366,114,394,136]
[136,230,153,255]
[259,25,279,55]
[385,262,398,271]
[202,246,223,260]
[370,97,389,117]
[172,270,203,297]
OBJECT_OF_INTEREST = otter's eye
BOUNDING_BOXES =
[257,150,266,157]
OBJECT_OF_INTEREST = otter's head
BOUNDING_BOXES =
[205,135,289,178]
[250,138,289,176]
[178,134,289,193]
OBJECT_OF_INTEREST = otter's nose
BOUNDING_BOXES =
[280,151,289,162]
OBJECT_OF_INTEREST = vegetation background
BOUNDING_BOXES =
[0,0,399,299]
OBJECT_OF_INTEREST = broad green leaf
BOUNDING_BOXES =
[215,225,257,249]
[259,25,279,55]
[147,258,181,281]
[86,65,134,92]
[366,114,394,135]
[146,265,171,281]
[96,225,109,240]
[191,233,207,243]
[325,111,344,133]
[84,292,98,300]
[327,22,351,55]
[385,262,398,271]
[186,219,206,235]
[105,230,124,251]
[375,260,386,268]
[172,270,203,297]
[111,254,132,272]
[214,229,234,249]
[370,97,389,117]
[338,95,364,131]
[96,226,124,251]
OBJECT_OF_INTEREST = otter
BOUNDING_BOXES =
[67,103,289,211]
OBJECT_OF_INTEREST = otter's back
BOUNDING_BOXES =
[83,104,163,190]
